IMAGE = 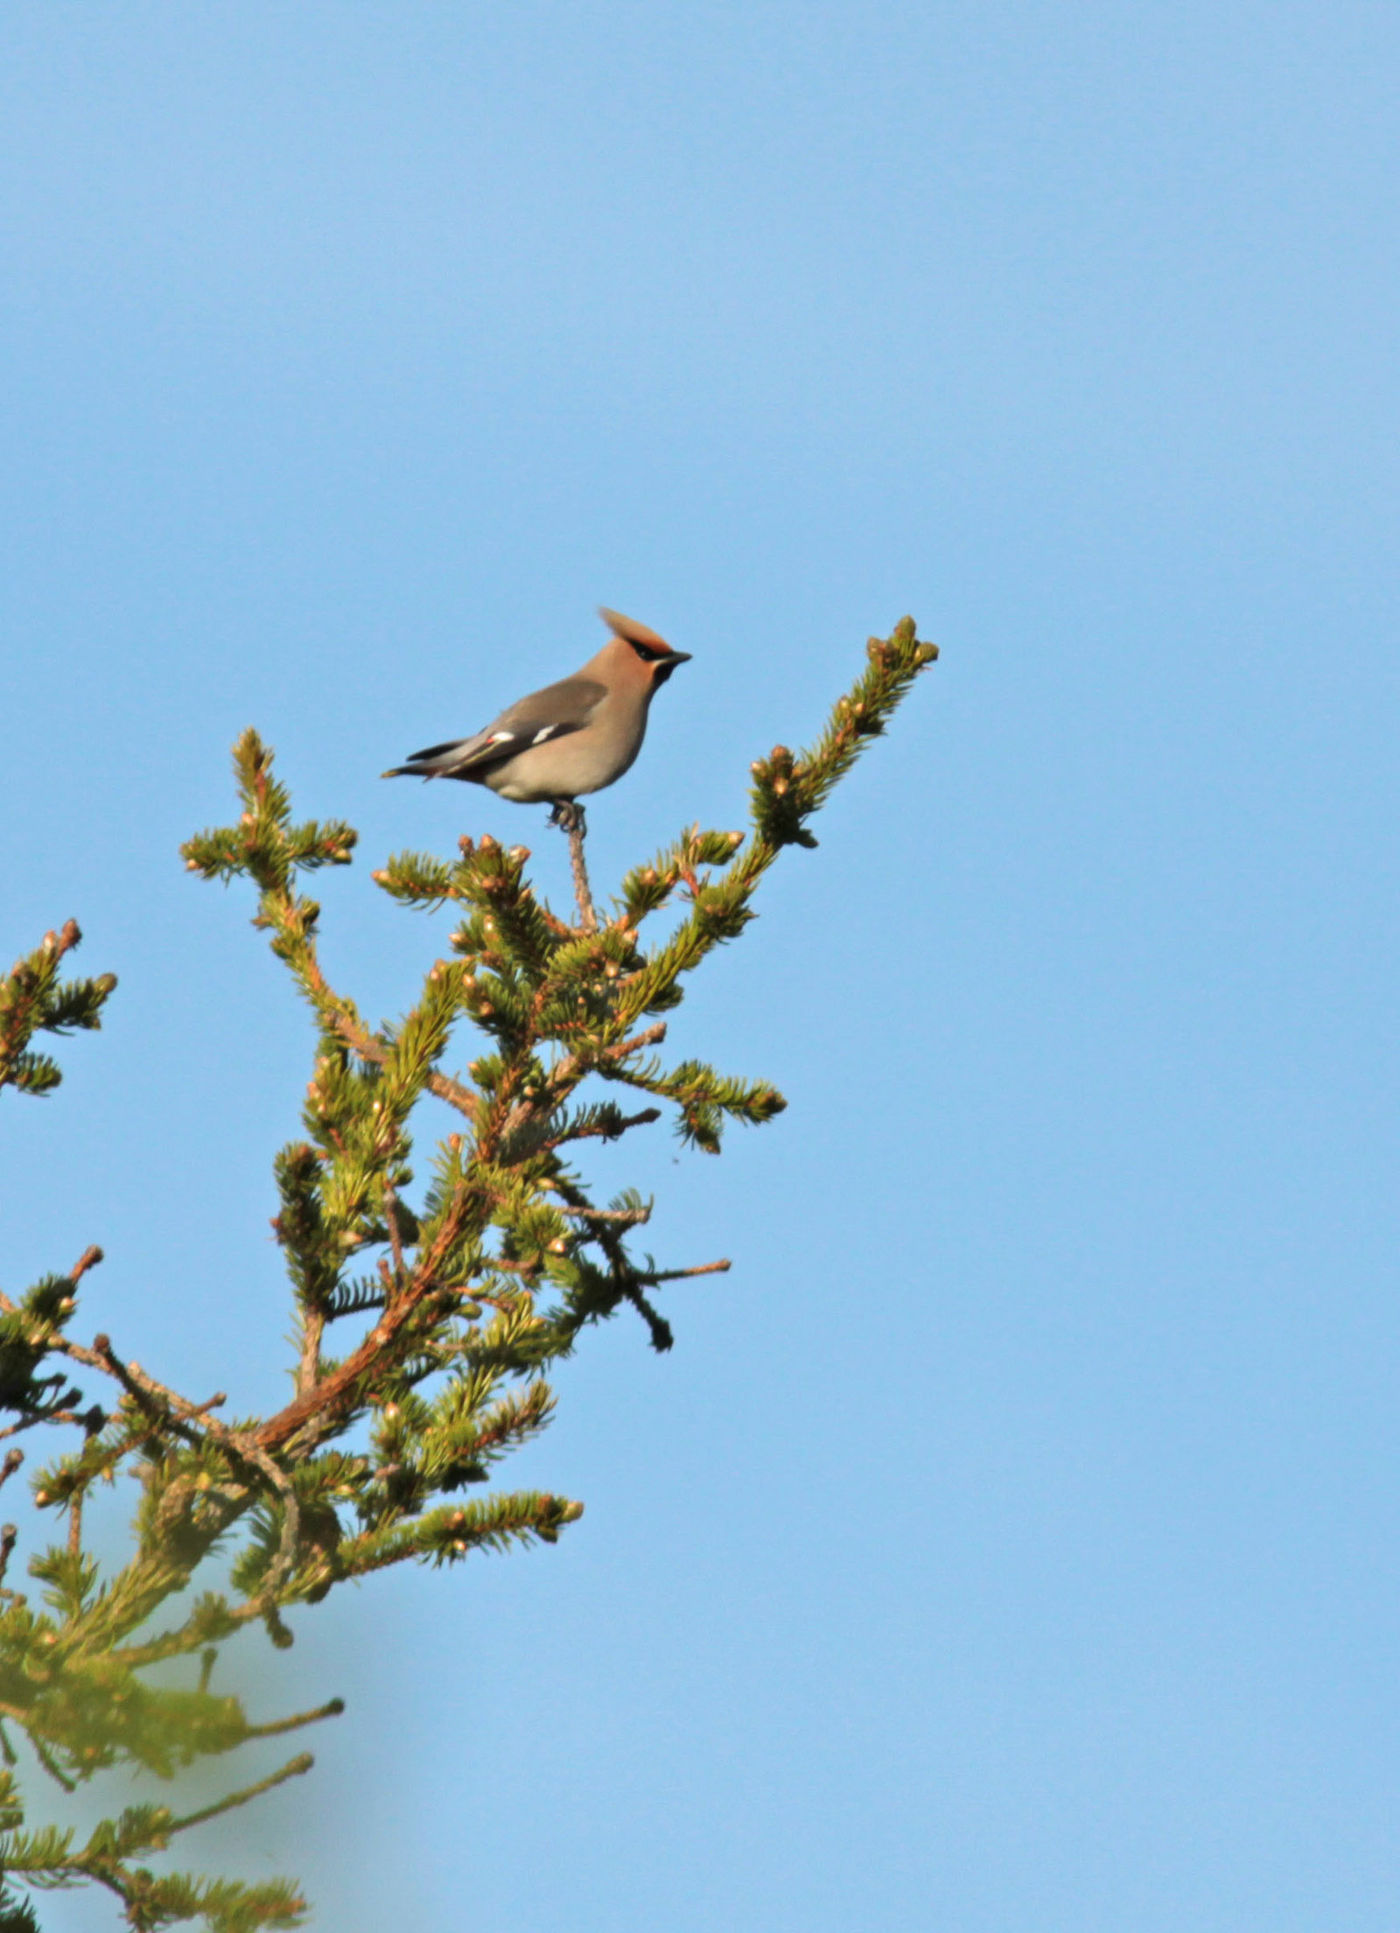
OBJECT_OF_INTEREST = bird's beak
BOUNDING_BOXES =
[666,651,693,664]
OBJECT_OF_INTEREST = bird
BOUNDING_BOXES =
[383,607,691,831]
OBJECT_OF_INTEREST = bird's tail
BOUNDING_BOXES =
[381,737,472,780]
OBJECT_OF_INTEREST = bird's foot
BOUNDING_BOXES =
[549,799,586,835]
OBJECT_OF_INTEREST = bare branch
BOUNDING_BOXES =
[165,1749,315,1836]
[69,1244,104,1286]
[568,821,597,933]
[636,1258,731,1286]
[556,1201,653,1227]
[242,1695,345,1743]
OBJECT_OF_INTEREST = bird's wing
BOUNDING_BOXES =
[392,675,608,777]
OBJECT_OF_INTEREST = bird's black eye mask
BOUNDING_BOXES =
[628,641,691,683]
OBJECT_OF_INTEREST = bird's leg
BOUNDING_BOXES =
[549,800,597,934]
[548,799,586,835]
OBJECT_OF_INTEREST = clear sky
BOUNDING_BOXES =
[3,4,1398,1928]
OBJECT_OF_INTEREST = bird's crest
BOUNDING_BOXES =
[598,607,673,652]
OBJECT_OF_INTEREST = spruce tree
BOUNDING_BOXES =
[0,620,936,1928]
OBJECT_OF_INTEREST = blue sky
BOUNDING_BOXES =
[3,4,1398,1928]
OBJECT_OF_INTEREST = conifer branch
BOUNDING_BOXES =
[333,1015,478,1119]
[0,618,936,1926]
[82,1338,211,1451]
[0,1525,18,1598]
[619,1286,672,1352]
[0,923,117,1100]
[26,1731,78,1795]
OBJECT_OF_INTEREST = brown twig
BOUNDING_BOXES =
[242,1695,345,1741]
[483,1256,543,1278]
[148,1393,307,1608]
[541,1106,662,1152]
[68,1244,104,1287]
[71,1337,304,1603]
[85,1339,203,1444]
[78,1338,219,1449]
[54,1321,313,1606]
[607,1260,728,1349]
[296,1308,324,1398]
[331,1012,478,1118]
[635,1259,731,1285]
[601,1021,669,1061]
[253,1184,489,1456]
[232,1434,303,1609]
[382,1175,408,1297]
[165,1750,315,1835]
[0,1406,92,1444]
[423,1064,481,1120]
[555,1200,654,1227]
[537,1021,669,1115]
[568,821,597,934]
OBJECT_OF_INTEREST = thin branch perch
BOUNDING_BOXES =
[568,820,597,933]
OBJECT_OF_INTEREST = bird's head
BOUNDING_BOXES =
[599,607,692,687]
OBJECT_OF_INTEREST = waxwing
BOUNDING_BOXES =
[384,608,691,827]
